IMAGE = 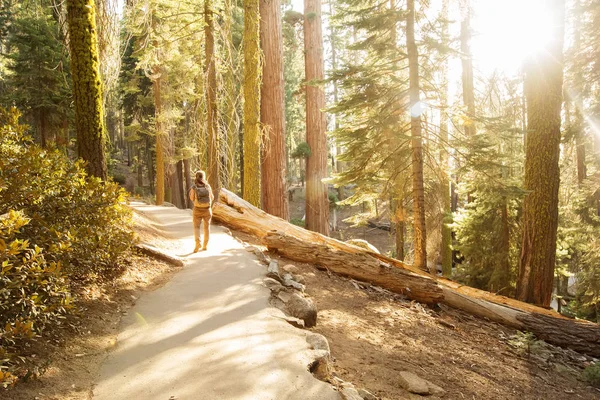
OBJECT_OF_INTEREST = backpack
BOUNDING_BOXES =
[193,184,211,208]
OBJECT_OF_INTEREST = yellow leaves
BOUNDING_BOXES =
[0,370,18,388]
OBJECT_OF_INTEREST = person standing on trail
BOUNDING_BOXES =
[189,170,214,252]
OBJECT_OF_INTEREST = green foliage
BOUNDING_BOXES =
[0,107,133,385]
[583,362,600,388]
[0,108,134,280]
[0,1,71,146]
[291,141,312,158]
[290,217,305,227]
[0,210,72,387]
[328,191,340,209]
[452,123,525,294]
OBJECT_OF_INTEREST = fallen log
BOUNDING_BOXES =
[213,189,600,357]
[368,220,391,232]
[135,243,185,267]
[265,231,444,305]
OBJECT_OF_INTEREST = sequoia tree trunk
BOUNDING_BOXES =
[517,0,565,307]
[260,0,289,219]
[304,0,329,235]
[66,0,107,179]
[152,65,165,205]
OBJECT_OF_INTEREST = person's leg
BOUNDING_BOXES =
[202,215,210,250]
[192,210,201,252]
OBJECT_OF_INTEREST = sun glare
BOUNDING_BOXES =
[471,0,555,75]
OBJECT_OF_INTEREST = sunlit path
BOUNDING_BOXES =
[93,202,339,400]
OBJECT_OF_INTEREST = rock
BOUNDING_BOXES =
[282,315,305,328]
[308,350,332,382]
[282,264,300,274]
[295,274,306,285]
[267,260,282,282]
[283,273,306,292]
[275,290,318,327]
[426,381,446,397]
[397,371,429,395]
[340,383,363,400]
[346,238,380,254]
[358,388,378,400]
[306,332,330,354]
[263,277,284,292]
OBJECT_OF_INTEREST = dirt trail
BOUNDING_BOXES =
[92,202,339,400]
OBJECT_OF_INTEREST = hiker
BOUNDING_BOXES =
[189,170,214,252]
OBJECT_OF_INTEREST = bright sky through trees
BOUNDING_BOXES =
[471,0,555,75]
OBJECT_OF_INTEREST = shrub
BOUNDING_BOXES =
[0,108,133,385]
[584,362,600,388]
[0,210,72,387]
[0,107,134,280]
[290,217,305,227]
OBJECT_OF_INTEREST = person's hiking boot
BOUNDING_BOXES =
[194,240,201,253]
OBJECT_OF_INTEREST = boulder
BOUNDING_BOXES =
[340,383,363,400]
[282,264,300,274]
[397,371,446,397]
[306,332,330,354]
[275,290,317,327]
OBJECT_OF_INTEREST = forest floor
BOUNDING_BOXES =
[4,195,600,400]
[235,229,600,400]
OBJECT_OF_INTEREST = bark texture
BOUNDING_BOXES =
[66,0,107,179]
[517,0,565,307]
[205,0,221,198]
[260,0,289,219]
[406,0,427,271]
[304,0,329,235]
[243,0,262,207]
[265,231,444,305]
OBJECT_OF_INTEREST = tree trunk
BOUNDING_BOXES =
[223,0,239,192]
[265,231,443,305]
[572,0,586,186]
[205,0,221,198]
[243,0,262,207]
[493,200,511,295]
[145,135,155,194]
[152,66,165,205]
[66,0,107,180]
[137,142,143,188]
[406,0,427,272]
[440,0,452,277]
[329,0,343,202]
[394,197,405,261]
[260,0,289,219]
[517,0,565,307]
[460,0,476,137]
[212,188,600,357]
[184,158,192,208]
[176,160,185,208]
[304,0,329,235]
